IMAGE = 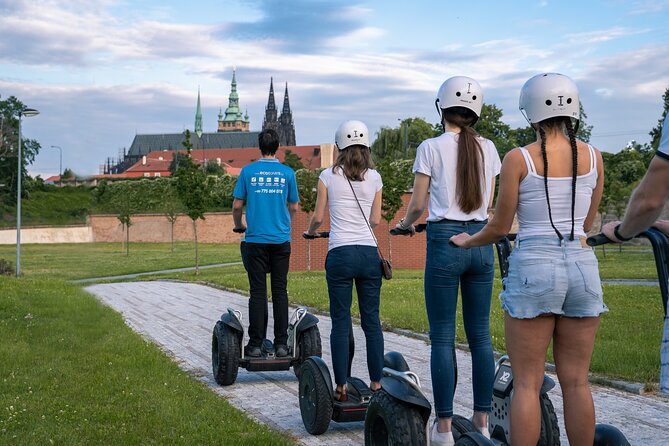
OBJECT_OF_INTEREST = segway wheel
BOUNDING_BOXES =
[452,414,477,441]
[298,358,332,435]
[212,321,240,386]
[538,393,560,446]
[364,389,428,446]
[294,325,322,378]
[454,431,495,445]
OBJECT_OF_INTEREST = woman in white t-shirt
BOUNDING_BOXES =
[305,120,384,400]
[394,76,501,445]
[450,73,606,445]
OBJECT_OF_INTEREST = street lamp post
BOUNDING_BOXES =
[16,108,40,277]
[50,145,63,186]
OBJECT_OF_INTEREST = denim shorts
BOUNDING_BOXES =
[500,237,608,319]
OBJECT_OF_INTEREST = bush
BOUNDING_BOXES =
[0,258,15,276]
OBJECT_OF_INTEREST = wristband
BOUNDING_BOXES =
[398,218,408,229]
[614,224,633,242]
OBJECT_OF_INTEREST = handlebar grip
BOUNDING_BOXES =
[586,233,612,247]
[415,224,427,233]
[303,231,330,239]
[233,227,246,234]
[390,228,412,236]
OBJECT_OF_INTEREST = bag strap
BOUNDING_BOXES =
[345,176,387,261]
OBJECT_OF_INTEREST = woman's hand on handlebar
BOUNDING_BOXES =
[652,220,669,237]
[393,220,416,236]
[449,232,471,248]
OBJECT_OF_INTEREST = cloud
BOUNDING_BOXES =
[564,26,651,45]
[628,0,669,15]
[220,0,371,53]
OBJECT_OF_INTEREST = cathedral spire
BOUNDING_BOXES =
[266,77,276,112]
[194,87,203,138]
[282,82,291,115]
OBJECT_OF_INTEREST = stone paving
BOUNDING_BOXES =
[86,281,669,445]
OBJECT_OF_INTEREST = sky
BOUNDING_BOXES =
[1,0,668,178]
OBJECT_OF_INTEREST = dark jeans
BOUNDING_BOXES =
[326,245,384,386]
[245,241,291,347]
[425,221,495,418]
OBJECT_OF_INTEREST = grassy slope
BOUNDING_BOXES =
[0,277,292,445]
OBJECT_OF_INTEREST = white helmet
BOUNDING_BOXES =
[435,76,483,118]
[519,73,580,125]
[335,120,370,150]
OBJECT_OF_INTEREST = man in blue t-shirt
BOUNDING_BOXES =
[232,129,299,357]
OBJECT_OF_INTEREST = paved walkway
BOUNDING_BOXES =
[86,281,669,445]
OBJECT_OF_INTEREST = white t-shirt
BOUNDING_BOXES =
[319,167,383,251]
[413,132,501,221]
[657,114,669,161]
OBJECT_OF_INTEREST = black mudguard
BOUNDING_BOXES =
[540,374,556,395]
[379,375,431,423]
[306,356,334,401]
[295,312,319,335]
[220,309,243,333]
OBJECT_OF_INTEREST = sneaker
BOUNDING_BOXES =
[430,420,455,446]
[479,426,491,439]
[275,344,289,357]
[244,344,261,357]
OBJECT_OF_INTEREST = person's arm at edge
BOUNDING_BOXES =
[450,149,523,248]
[602,155,669,241]
[395,173,430,234]
[232,198,246,230]
[370,189,383,229]
[305,180,327,235]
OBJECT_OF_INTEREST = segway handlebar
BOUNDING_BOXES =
[586,233,613,247]
[302,231,330,240]
[389,223,427,236]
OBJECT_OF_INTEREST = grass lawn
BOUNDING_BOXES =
[154,259,665,388]
[0,277,292,445]
[0,242,240,280]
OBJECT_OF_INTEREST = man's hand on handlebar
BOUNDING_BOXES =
[233,225,246,234]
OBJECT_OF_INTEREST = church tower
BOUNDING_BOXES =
[218,69,250,132]
[194,87,203,138]
[278,82,296,146]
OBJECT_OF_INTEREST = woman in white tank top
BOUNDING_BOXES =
[450,73,606,446]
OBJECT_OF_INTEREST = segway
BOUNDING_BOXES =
[211,228,323,386]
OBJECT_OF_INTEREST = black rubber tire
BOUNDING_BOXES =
[364,389,428,446]
[298,359,332,435]
[212,321,240,386]
[538,393,561,446]
[452,414,477,441]
[455,432,495,445]
[293,325,322,378]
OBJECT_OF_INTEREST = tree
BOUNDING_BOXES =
[375,159,413,260]
[157,177,183,252]
[209,174,237,210]
[283,149,303,171]
[475,104,517,159]
[576,103,594,143]
[649,86,669,150]
[169,152,190,174]
[61,168,75,180]
[174,130,210,274]
[106,181,137,256]
[295,168,322,271]
[371,117,440,161]
[0,96,41,207]
[203,160,226,176]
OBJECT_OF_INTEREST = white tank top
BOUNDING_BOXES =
[516,145,598,240]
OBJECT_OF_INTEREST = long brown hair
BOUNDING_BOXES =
[332,145,374,181]
[442,107,484,213]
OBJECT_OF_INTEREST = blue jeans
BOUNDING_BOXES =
[326,245,384,386]
[425,221,494,418]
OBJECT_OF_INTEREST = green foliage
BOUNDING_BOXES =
[371,117,440,161]
[577,103,594,143]
[169,152,190,175]
[0,185,92,228]
[475,104,517,159]
[174,157,209,222]
[62,167,75,179]
[208,174,237,210]
[649,86,669,150]
[203,160,226,176]
[283,149,303,171]
[295,168,321,214]
[376,159,413,223]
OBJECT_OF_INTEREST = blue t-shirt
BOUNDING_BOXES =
[233,158,299,244]
[656,114,669,162]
